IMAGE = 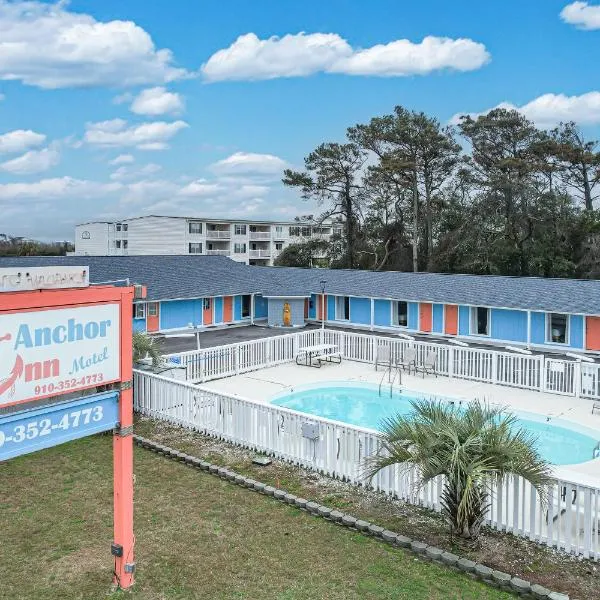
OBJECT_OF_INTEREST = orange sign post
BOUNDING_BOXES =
[0,267,135,590]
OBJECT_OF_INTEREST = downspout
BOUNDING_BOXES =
[370,298,374,332]
[527,310,531,349]
[251,294,255,325]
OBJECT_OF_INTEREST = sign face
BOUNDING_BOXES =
[0,266,89,292]
[0,303,120,408]
[0,392,119,461]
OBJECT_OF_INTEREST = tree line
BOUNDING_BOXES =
[0,235,73,257]
[278,107,600,278]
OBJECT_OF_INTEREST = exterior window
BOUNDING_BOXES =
[336,296,350,321]
[275,226,284,235]
[471,306,489,336]
[134,304,145,319]
[289,226,310,237]
[333,227,343,236]
[189,221,202,234]
[115,240,121,248]
[394,301,408,327]
[123,224,128,232]
[242,295,251,318]
[235,224,247,235]
[203,298,211,310]
[275,242,283,251]
[234,243,247,253]
[189,242,202,254]
[123,240,128,249]
[147,302,158,317]
[116,223,122,232]
[548,313,568,344]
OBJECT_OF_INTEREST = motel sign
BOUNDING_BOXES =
[0,266,136,590]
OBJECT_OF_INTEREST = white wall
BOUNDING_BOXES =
[74,223,113,255]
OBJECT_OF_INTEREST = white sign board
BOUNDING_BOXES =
[0,266,89,292]
[0,304,120,408]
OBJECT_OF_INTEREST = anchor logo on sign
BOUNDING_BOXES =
[0,334,24,398]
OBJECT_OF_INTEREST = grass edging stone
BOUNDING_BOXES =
[134,434,568,600]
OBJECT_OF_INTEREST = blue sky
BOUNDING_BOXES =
[0,0,599,240]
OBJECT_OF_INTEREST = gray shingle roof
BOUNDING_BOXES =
[2,255,600,315]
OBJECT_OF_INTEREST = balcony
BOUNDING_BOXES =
[206,249,230,256]
[249,249,271,258]
[206,229,231,239]
[249,231,271,240]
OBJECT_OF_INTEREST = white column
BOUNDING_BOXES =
[527,310,531,349]
[251,294,255,325]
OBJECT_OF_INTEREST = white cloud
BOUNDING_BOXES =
[209,152,288,177]
[130,87,184,115]
[84,118,188,149]
[560,2,600,30]
[178,179,221,197]
[0,129,46,154]
[110,163,162,181]
[109,153,135,165]
[450,91,600,128]
[137,142,169,151]
[113,92,133,105]
[0,146,60,174]
[0,0,189,89]
[201,32,489,81]
[0,177,122,202]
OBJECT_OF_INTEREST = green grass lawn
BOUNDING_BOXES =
[0,435,514,600]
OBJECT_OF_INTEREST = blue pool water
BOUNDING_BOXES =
[271,384,600,466]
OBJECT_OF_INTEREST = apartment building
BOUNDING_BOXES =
[74,215,340,265]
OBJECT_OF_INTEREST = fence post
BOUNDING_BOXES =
[200,353,206,383]
[371,336,376,365]
[448,346,454,379]
[575,360,581,398]
[292,333,298,360]
[541,356,547,392]
[235,345,240,375]
[491,351,498,384]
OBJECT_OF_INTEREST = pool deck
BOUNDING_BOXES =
[201,359,600,486]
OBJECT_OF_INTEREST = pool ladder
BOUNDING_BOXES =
[379,363,402,397]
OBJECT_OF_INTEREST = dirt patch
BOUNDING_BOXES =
[135,415,599,599]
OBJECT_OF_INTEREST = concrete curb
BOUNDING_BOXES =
[134,435,570,600]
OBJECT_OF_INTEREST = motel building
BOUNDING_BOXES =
[3,255,600,356]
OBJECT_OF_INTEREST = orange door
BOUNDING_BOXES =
[419,303,432,332]
[445,304,458,335]
[586,316,600,350]
[223,296,233,323]
[316,294,327,320]
[203,298,213,325]
[147,302,160,332]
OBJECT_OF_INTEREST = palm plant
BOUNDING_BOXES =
[132,331,163,368]
[366,399,553,540]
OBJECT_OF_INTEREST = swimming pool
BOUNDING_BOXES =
[271,383,600,466]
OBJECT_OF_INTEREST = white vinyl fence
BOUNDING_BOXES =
[165,328,600,400]
[134,369,600,559]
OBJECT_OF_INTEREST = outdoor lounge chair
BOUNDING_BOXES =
[375,346,392,371]
[398,347,417,374]
[415,351,437,378]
